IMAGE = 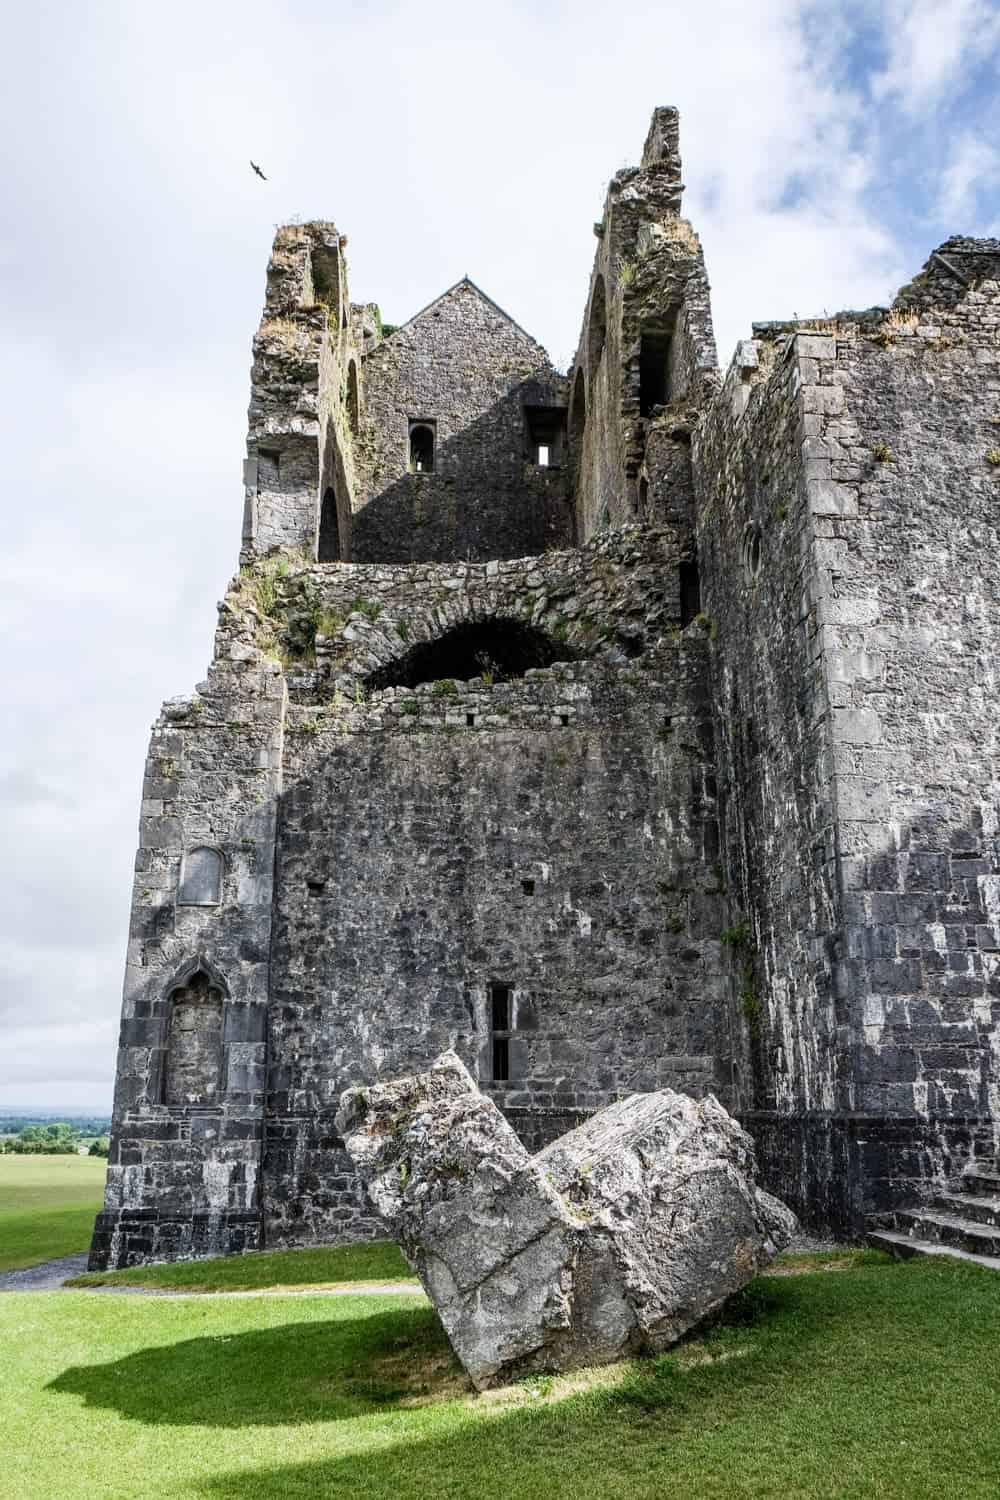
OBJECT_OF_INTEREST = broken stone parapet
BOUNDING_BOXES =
[337,1052,796,1389]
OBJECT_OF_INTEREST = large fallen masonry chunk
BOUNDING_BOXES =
[336,1052,797,1389]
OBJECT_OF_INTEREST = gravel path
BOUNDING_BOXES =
[0,1255,425,1298]
[0,1253,90,1292]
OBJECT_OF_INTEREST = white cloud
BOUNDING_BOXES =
[935,132,1000,222]
[871,0,1000,111]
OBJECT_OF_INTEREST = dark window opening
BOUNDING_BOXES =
[346,361,360,436]
[639,331,671,416]
[679,558,701,627]
[492,1037,510,1082]
[307,879,327,897]
[559,713,569,726]
[318,487,341,561]
[490,981,512,1083]
[588,275,607,376]
[368,618,571,692]
[466,713,475,727]
[524,406,567,468]
[409,421,435,473]
[570,367,586,443]
[638,475,649,514]
[521,879,535,895]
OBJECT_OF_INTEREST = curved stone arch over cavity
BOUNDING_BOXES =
[366,613,576,692]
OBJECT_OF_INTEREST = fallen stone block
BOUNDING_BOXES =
[336,1052,797,1389]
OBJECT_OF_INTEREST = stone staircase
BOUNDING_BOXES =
[868,1159,1000,1270]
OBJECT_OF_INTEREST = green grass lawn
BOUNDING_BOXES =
[68,1240,416,1291]
[2,1251,1000,1498]
[0,1154,106,1272]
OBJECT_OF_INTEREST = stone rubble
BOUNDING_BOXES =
[337,1051,796,1389]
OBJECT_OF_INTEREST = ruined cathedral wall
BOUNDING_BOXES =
[351,282,572,563]
[802,249,1000,1204]
[262,556,727,1246]
[695,336,843,1107]
[90,628,286,1267]
[243,223,362,561]
[571,108,718,544]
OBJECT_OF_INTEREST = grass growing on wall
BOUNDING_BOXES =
[4,1253,1000,1498]
[0,1155,106,1272]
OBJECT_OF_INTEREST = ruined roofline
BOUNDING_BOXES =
[384,276,554,363]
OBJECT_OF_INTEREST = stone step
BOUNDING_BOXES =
[934,1191,1000,1228]
[867,1229,1000,1273]
[895,1208,1000,1258]
[962,1164,1000,1196]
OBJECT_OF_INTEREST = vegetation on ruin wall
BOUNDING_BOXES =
[5,1253,1000,1497]
[0,1155,105,1272]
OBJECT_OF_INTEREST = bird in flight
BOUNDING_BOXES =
[250,161,267,180]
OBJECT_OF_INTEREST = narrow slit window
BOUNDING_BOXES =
[679,557,701,628]
[489,981,512,1083]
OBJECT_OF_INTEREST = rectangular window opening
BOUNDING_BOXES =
[639,331,671,417]
[679,558,701,628]
[490,982,511,1032]
[492,1037,510,1082]
[521,878,535,896]
[524,406,566,468]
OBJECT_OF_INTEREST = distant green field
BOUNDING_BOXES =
[0,1154,106,1272]
[70,1239,416,1291]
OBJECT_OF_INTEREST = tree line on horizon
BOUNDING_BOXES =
[0,1122,110,1156]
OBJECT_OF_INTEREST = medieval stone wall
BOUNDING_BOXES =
[351,280,573,563]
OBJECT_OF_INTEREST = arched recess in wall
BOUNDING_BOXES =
[570,367,586,442]
[588,275,607,379]
[318,487,341,561]
[163,968,225,1106]
[346,360,360,436]
[367,618,572,692]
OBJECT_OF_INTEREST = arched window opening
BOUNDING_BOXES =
[164,970,224,1107]
[570,367,586,442]
[588,275,607,377]
[409,422,435,473]
[177,847,223,906]
[639,329,671,416]
[368,618,571,692]
[346,361,360,436]
[318,487,341,562]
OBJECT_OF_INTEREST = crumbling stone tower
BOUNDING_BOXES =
[91,110,1000,1268]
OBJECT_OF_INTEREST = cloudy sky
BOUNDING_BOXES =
[2,0,998,1113]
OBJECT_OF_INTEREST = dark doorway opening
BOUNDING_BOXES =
[639,331,671,416]
[318,487,341,561]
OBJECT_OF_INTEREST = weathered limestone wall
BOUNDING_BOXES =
[571,108,718,544]
[243,223,361,562]
[265,626,725,1245]
[90,645,285,1267]
[694,242,1000,1230]
[351,280,573,563]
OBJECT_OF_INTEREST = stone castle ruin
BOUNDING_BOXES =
[90,108,1000,1269]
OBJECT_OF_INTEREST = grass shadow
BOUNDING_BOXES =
[47,1305,467,1426]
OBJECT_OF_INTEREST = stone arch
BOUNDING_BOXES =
[163,964,227,1107]
[570,367,586,442]
[588,275,607,379]
[346,360,360,436]
[367,616,573,692]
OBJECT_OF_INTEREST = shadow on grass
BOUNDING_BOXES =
[48,1305,467,1426]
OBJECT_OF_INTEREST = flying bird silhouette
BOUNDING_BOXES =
[250,161,267,180]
